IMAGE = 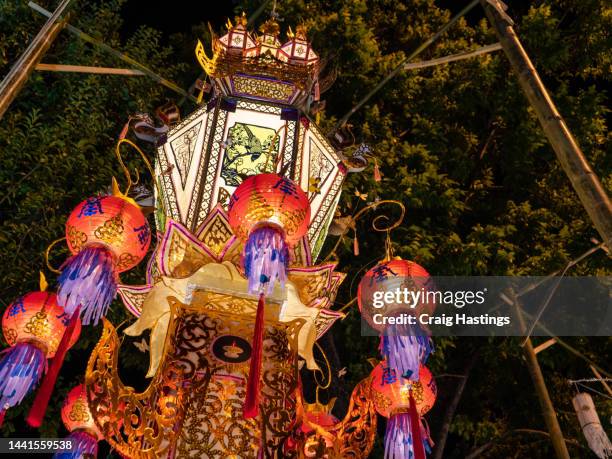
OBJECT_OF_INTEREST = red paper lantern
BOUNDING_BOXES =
[65,195,149,272]
[300,404,339,456]
[56,384,101,458]
[227,173,310,420]
[358,259,433,331]
[370,362,436,418]
[358,259,434,380]
[228,173,310,248]
[61,384,102,438]
[371,362,436,459]
[59,195,150,325]
[2,292,81,358]
[0,292,81,412]
[228,173,310,293]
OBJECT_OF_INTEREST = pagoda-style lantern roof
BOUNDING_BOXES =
[257,19,284,61]
[216,13,258,58]
[279,25,318,65]
[196,20,320,107]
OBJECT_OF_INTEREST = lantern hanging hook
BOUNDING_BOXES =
[372,215,399,261]
[44,237,66,274]
[355,199,405,261]
[313,341,332,395]
[321,200,405,262]
[115,138,166,216]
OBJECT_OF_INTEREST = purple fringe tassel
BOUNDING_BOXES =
[0,343,47,410]
[53,430,98,459]
[381,323,433,381]
[385,414,431,459]
[58,245,117,325]
[243,226,289,295]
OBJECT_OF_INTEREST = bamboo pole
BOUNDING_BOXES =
[36,63,145,76]
[481,0,612,250]
[403,43,502,71]
[510,292,571,459]
[0,0,72,120]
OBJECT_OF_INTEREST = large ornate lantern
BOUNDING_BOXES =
[0,291,81,415]
[58,194,150,325]
[0,14,442,459]
[371,362,437,459]
[54,384,102,459]
[359,258,434,379]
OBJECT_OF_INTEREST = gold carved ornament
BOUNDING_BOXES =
[85,317,186,459]
[292,376,378,459]
[169,297,305,458]
[327,376,378,459]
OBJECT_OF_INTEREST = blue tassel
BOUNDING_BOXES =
[0,342,47,410]
[53,431,98,459]
[381,323,433,380]
[385,413,430,459]
[58,245,117,325]
[243,226,289,295]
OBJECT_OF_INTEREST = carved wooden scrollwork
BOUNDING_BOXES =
[295,376,378,459]
[85,318,186,459]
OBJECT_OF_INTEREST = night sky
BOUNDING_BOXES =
[120,0,237,38]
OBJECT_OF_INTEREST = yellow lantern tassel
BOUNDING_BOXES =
[196,84,205,104]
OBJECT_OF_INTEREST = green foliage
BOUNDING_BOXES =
[0,0,610,457]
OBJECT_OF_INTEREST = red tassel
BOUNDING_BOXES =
[244,294,265,419]
[353,234,359,256]
[374,159,382,182]
[409,390,426,459]
[26,307,80,428]
[0,409,5,427]
[118,119,130,140]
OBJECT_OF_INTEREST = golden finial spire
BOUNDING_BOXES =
[259,18,280,35]
[295,24,308,38]
[234,11,248,27]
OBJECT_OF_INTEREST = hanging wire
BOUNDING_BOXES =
[44,237,66,274]
[332,0,480,130]
[572,382,612,400]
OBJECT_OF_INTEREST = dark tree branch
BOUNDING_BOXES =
[465,428,584,459]
[432,349,481,459]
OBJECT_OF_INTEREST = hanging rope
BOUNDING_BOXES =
[571,382,612,401]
